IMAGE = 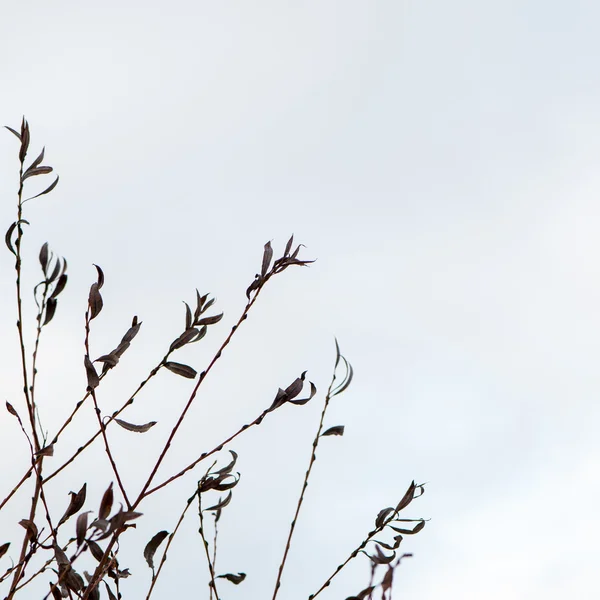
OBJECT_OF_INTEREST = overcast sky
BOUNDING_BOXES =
[1,1,599,599]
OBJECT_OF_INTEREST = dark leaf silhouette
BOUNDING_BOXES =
[84,355,99,390]
[321,425,345,437]
[88,282,103,320]
[24,175,59,201]
[98,483,114,520]
[43,297,57,326]
[217,572,246,585]
[0,542,9,560]
[115,419,157,433]
[144,530,169,570]
[59,483,87,525]
[261,241,273,277]
[76,512,89,547]
[164,361,197,379]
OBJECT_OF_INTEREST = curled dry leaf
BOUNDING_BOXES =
[59,483,87,525]
[395,481,416,512]
[321,425,345,437]
[19,519,38,541]
[115,419,157,433]
[375,507,395,529]
[143,530,169,570]
[164,361,197,379]
[217,572,246,585]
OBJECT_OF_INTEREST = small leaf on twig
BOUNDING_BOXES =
[88,283,103,319]
[115,419,157,433]
[19,519,38,541]
[217,572,246,585]
[59,483,87,525]
[0,542,9,560]
[196,313,223,326]
[144,530,169,570]
[205,490,233,512]
[24,175,59,201]
[261,241,273,277]
[98,483,113,520]
[39,242,49,274]
[84,355,99,390]
[164,361,197,379]
[22,166,53,181]
[375,507,395,529]
[43,297,57,326]
[4,125,21,140]
[76,512,90,547]
[6,402,18,417]
[321,425,345,437]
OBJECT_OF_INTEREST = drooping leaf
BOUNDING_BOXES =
[88,283,103,320]
[43,297,57,326]
[84,355,99,390]
[5,220,29,256]
[19,519,38,541]
[98,483,113,520]
[289,380,317,405]
[217,572,246,585]
[24,175,59,201]
[76,512,90,547]
[51,273,68,299]
[115,419,157,433]
[205,490,232,512]
[164,361,197,379]
[321,425,345,437]
[389,520,426,535]
[87,540,105,562]
[143,530,169,570]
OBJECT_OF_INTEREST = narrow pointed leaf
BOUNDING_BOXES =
[24,175,59,201]
[143,530,169,570]
[164,361,197,379]
[115,419,157,433]
[261,241,273,277]
[0,542,9,560]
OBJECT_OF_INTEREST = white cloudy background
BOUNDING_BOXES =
[1,1,599,599]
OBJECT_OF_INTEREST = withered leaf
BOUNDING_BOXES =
[164,361,197,379]
[51,273,68,299]
[5,125,21,140]
[217,572,246,585]
[205,490,232,512]
[98,483,113,520]
[332,355,354,397]
[109,509,142,533]
[289,381,317,406]
[24,175,59,201]
[35,444,54,458]
[43,297,57,326]
[60,483,87,525]
[169,327,201,352]
[19,119,30,163]
[39,242,49,273]
[345,586,375,600]
[261,241,273,277]
[284,371,306,401]
[395,481,416,512]
[88,283,103,320]
[368,545,396,565]
[196,313,223,326]
[212,474,240,492]
[104,583,118,600]
[6,402,18,417]
[28,146,45,170]
[49,583,62,600]
[0,542,9,560]
[375,507,395,529]
[321,425,345,437]
[95,353,119,369]
[84,355,99,390]
[246,275,261,299]
[389,520,426,535]
[284,234,294,257]
[87,540,105,562]
[94,264,105,288]
[143,530,169,570]
[19,519,38,541]
[115,419,157,433]
[215,450,238,475]
[76,512,90,547]
[122,320,142,344]
[5,220,29,256]
[22,166,53,181]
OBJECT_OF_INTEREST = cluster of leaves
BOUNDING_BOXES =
[0,121,427,600]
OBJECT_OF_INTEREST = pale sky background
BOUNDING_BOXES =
[1,1,599,599]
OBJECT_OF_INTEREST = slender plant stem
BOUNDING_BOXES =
[198,493,219,600]
[135,288,263,503]
[272,358,338,600]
